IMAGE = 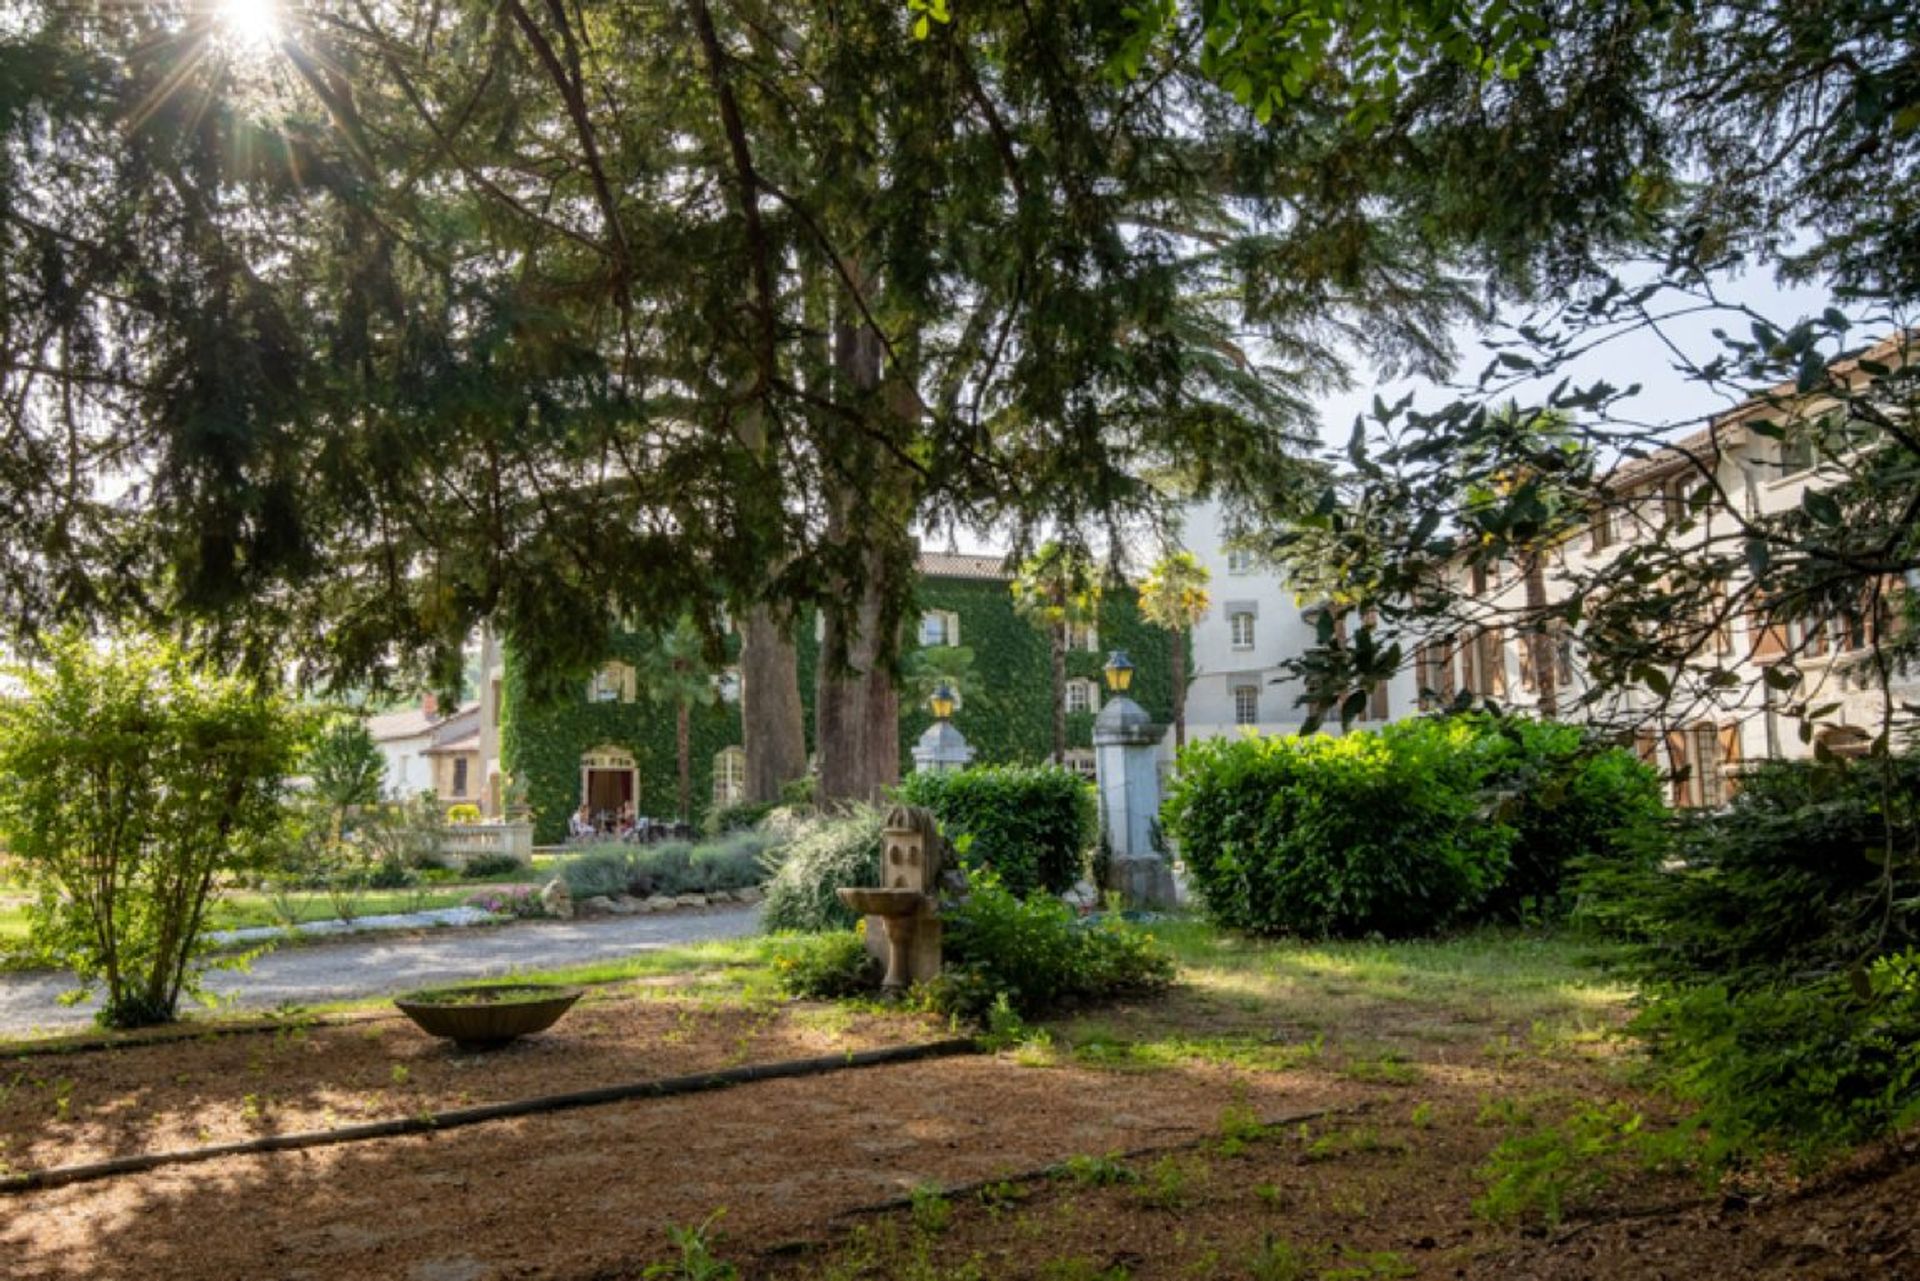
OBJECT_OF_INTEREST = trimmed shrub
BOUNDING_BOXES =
[1472,717,1667,923]
[920,874,1175,1020]
[758,806,885,932]
[897,765,1096,898]
[1165,714,1663,938]
[1164,719,1511,937]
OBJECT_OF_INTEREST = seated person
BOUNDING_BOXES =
[568,804,594,840]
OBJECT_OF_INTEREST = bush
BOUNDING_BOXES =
[1586,754,1920,989]
[445,803,483,824]
[0,633,300,1027]
[1473,717,1667,923]
[1633,953,1920,1168]
[1164,714,1662,938]
[898,765,1096,898]
[758,807,884,932]
[703,800,775,837]
[552,830,778,901]
[773,930,882,999]
[1164,719,1511,937]
[920,875,1175,1021]
[460,851,529,880]
[1577,753,1920,1168]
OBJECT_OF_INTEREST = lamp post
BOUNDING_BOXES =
[930,681,957,722]
[1092,649,1176,908]
[912,681,975,774]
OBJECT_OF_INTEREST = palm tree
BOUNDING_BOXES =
[1139,551,1212,750]
[636,619,718,822]
[1011,543,1102,764]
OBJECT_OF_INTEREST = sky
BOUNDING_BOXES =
[941,265,1867,561]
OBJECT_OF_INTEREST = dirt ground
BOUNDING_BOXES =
[3,961,1915,1279]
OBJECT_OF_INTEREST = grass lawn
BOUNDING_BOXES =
[6,917,1911,1280]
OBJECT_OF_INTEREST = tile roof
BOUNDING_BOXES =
[1602,331,1913,491]
[915,551,1011,581]
[366,702,479,742]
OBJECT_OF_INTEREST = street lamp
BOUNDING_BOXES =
[930,681,957,721]
[1102,650,1135,695]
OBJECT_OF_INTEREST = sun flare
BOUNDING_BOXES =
[216,0,283,50]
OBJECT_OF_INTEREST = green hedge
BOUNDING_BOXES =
[897,764,1096,897]
[1163,714,1662,938]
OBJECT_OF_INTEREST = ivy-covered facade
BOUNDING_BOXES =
[499,555,1178,843]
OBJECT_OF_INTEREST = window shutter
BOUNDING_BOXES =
[1665,730,1692,807]
[1369,680,1390,721]
[1481,628,1508,697]
[1717,723,1743,800]
[1750,605,1786,659]
[1516,634,1537,691]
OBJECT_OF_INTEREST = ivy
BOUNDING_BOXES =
[504,574,1182,842]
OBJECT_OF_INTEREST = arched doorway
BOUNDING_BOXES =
[580,745,639,832]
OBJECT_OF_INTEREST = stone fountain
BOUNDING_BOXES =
[836,804,945,996]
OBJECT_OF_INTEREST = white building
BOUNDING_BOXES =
[367,697,482,805]
[1410,333,1916,806]
[1170,497,1420,747]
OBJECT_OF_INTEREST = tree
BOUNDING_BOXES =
[634,619,720,823]
[1,0,1608,750]
[1012,544,1103,764]
[903,642,978,712]
[1138,551,1212,750]
[0,632,299,1027]
[738,604,808,805]
[304,715,386,829]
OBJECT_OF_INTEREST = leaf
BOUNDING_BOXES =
[1762,665,1800,691]
[1802,489,1841,525]
[1745,539,1771,578]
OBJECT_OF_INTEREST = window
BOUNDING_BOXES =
[1226,547,1254,575]
[919,610,959,647]
[588,661,635,703]
[1233,685,1260,725]
[712,746,747,808]
[1065,679,1099,715]
[452,757,469,797]
[1063,621,1100,652]
[1688,723,1739,808]
[1230,612,1255,649]
[1589,504,1615,553]
[1779,432,1816,477]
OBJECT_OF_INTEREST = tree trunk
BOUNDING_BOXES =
[816,548,902,805]
[740,604,807,803]
[1170,627,1187,751]
[1050,626,1067,764]
[814,279,906,807]
[676,699,692,821]
[1524,552,1558,718]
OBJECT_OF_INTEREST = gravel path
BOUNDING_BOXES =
[0,906,760,1038]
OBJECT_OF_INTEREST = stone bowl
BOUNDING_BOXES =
[394,983,582,1052]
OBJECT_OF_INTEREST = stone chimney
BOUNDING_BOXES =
[422,692,439,718]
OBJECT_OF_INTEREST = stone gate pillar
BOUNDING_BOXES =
[1092,693,1177,909]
